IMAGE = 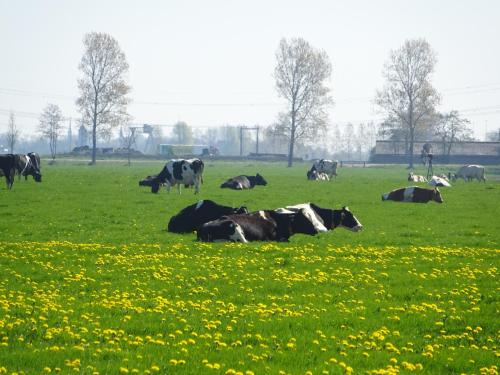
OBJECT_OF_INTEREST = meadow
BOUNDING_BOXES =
[0,160,498,374]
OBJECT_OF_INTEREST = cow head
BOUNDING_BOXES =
[433,188,444,203]
[255,173,267,186]
[307,169,318,180]
[333,207,363,232]
[151,181,161,193]
[408,172,414,181]
[33,172,42,182]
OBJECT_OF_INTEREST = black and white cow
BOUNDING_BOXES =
[151,158,204,194]
[197,208,317,242]
[168,199,249,233]
[278,203,363,233]
[0,154,17,189]
[220,174,267,190]
[17,153,42,182]
[382,186,443,203]
[312,159,338,179]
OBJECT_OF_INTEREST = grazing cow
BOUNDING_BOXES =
[18,153,42,182]
[220,174,267,190]
[312,159,338,179]
[428,176,451,187]
[197,209,316,242]
[280,203,363,232]
[382,186,443,203]
[0,154,17,189]
[408,172,427,182]
[452,165,486,182]
[168,199,248,233]
[307,169,330,181]
[151,158,204,194]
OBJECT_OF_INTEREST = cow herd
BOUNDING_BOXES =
[167,199,363,243]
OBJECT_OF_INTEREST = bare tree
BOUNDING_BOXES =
[376,38,440,168]
[39,103,64,161]
[76,32,131,165]
[434,111,474,156]
[6,112,19,153]
[273,37,332,167]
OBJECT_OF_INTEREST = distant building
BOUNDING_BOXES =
[78,124,89,147]
[371,140,500,165]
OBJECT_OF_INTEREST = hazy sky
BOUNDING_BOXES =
[1,0,499,139]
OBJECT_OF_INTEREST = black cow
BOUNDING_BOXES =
[197,209,317,242]
[168,199,248,233]
[0,154,17,189]
[220,174,267,190]
[151,158,204,194]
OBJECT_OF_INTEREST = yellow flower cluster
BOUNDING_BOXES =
[0,241,497,374]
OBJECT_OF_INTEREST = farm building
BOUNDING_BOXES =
[371,140,500,165]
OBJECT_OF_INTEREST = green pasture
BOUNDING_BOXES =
[0,161,498,374]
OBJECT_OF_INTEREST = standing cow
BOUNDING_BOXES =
[452,165,486,182]
[382,186,443,203]
[151,158,204,194]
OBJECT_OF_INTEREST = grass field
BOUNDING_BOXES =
[0,161,498,374]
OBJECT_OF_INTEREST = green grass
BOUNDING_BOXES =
[0,161,498,374]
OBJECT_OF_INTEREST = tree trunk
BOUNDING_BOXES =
[288,117,296,168]
[91,99,98,165]
[91,122,97,165]
[408,104,414,169]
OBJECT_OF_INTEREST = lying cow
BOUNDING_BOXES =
[382,186,443,203]
[307,169,330,181]
[168,199,248,233]
[428,176,451,187]
[151,158,204,194]
[220,173,267,190]
[279,203,363,232]
[452,165,486,182]
[312,159,338,179]
[408,172,427,182]
[197,208,317,242]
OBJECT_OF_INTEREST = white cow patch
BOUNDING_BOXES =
[229,223,248,243]
[258,210,270,220]
[195,200,204,210]
[403,187,416,202]
[285,204,328,233]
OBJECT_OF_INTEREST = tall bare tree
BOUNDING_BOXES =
[121,126,139,166]
[273,37,332,167]
[39,103,64,161]
[434,111,473,156]
[6,112,19,153]
[376,38,440,168]
[76,32,131,165]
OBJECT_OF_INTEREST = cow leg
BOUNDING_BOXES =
[178,184,182,194]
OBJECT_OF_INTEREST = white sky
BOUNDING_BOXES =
[1,0,499,139]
